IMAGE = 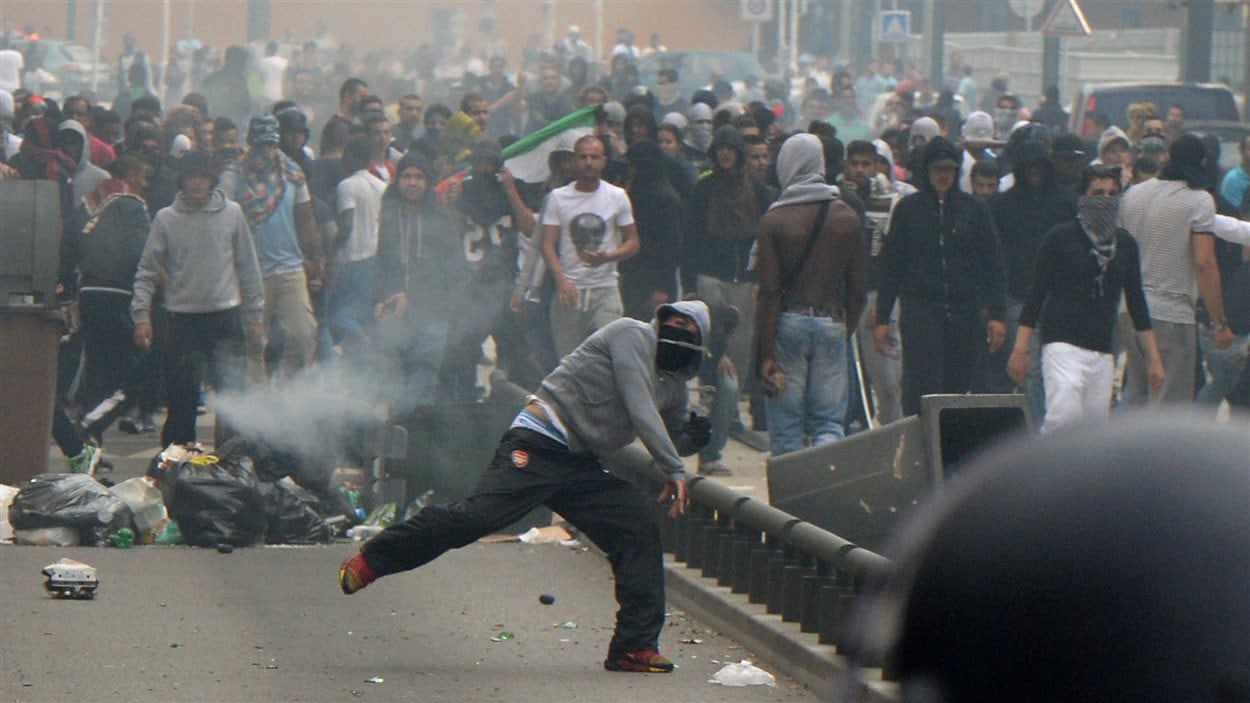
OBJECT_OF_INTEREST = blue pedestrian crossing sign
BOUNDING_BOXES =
[880,11,911,43]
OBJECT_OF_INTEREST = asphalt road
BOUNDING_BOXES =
[2,533,821,702]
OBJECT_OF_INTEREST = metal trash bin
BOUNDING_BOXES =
[0,305,65,484]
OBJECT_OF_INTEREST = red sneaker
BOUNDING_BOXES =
[604,648,674,673]
[338,553,376,595]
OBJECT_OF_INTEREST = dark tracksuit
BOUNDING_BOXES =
[361,303,710,661]
[63,190,152,438]
[876,138,1007,416]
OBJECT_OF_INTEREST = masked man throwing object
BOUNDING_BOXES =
[339,301,714,674]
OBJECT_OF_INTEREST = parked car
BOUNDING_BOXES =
[636,50,765,100]
[1069,82,1243,139]
[1183,120,1250,172]
[14,39,112,100]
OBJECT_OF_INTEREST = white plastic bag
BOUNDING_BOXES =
[109,477,167,542]
[0,483,18,542]
[708,660,776,687]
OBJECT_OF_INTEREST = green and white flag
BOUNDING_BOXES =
[502,107,598,182]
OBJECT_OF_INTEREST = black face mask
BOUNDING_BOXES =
[656,324,702,372]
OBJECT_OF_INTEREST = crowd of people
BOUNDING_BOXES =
[1,24,1247,478]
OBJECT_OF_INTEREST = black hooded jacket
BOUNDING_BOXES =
[374,151,465,320]
[681,125,775,290]
[990,140,1076,300]
[877,137,1007,323]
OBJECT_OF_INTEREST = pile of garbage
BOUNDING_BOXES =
[1,437,377,548]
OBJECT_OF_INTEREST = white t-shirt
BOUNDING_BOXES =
[336,169,387,263]
[257,55,288,103]
[1118,177,1216,325]
[0,49,24,93]
[542,180,634,289]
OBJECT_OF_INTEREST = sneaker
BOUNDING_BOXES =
[697,461,733,476]
[67,445,101,475]
[338,553,376,595]
[138,414,156,433]
[604,649,674,673]
[118,416,140,435]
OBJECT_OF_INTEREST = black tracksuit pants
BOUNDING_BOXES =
[362,428,666,659]
[76,290,144,436]
[162,308,247,446]
[898,297,985,416]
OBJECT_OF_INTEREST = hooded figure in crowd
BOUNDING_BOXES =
[755,134,865,455]
[620,139,683,320]
[874,136,1008,416]
[373,149,464,404]
[986,139,1076,408]
[681,125,775,436]
[55,119,110,201]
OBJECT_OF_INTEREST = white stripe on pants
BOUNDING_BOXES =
[1040,342,1115,434]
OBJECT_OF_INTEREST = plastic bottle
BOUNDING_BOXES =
[111,527,135,549]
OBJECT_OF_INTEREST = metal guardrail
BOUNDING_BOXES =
[488,371,893,661]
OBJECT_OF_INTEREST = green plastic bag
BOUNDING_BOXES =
[154,520,183,545]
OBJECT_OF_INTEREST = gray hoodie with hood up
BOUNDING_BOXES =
[534,300,710,478]
[58,119,109,202]
[131,188,264,325]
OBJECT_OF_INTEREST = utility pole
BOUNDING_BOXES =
[1041,0,1060,96]
[246,0,271,43]
[66,0,77,41]
[927,0,945,87]
[1182,0,1214,82]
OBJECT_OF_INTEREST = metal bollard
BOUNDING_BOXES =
[748,542,771,604]
[673,511,691,562]
[765,546,787,614]
[700,519,722,579]
[687,509,709,569]
[781,559,805,623]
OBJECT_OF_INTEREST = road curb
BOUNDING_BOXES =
[664,556,896,701]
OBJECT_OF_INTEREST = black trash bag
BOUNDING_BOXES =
[258,478,334,544]
[165,451,265,548]
[9,474,134,546]
[218,436,357,524]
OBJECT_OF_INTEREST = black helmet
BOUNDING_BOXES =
[844,414,1250,702]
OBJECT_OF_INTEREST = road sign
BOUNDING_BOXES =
[1042,0,1092,37]
[879,10,911,43]
[741,0,773,22]
[1008,0,1045,21]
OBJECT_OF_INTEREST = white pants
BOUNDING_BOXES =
[1040,342,1114,434]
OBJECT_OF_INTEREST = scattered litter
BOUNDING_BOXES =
[15,526,79,546]
[679,638,704,644]
[108,476,167,543]
[561,621,577,629]
[490,632,514,642]
[216,543,234,554]
[539,593,555,605]
[42,558,99,599]
[0,483,18,542]
[708,660,776,687]
[517,525,572,544]
[265,660,278,670]
[11,474,131,546]
[110,527,134,548]
[478,533,519,543]
[362,502,398,528]
[365,676,384,684]
[346,525,383,542]
[171,643,181,648]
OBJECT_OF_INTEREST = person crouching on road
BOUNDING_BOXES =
[339,301,714,674]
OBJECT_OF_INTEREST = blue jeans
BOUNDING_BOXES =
[699,370,739,464]
[1197,325,1250,408]
[765,313,848,456]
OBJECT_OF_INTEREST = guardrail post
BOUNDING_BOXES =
[781,552,811,623]
[673,510,691,562]
[799,560,828,633]
[687,506,710,569]
[700,513,723,579]
[730,526,756,593]
[765,541,788,614]
[748,538,772,604]
[833,567,857,653]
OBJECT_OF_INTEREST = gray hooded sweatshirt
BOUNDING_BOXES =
[534,300,710,478]
[131,189,264,325]
[58,119,109,202]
